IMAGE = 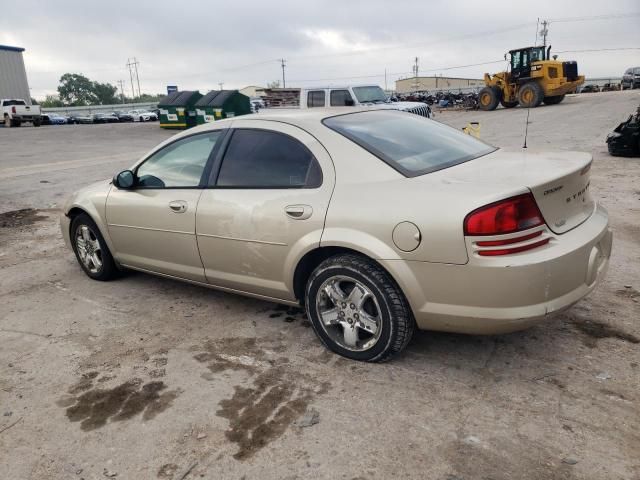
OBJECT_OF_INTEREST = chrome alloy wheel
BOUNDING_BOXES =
[315,275,382,352]
[75,225,103,274]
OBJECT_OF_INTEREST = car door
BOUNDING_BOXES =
[196,120,335,301]
[106,130,225,281]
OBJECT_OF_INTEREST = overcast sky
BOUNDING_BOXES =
[2,0,639,99]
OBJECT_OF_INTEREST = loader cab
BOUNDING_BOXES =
[509,46,547,82]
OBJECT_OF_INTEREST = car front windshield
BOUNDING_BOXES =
[352,86,388,104]
[323,110,497,177]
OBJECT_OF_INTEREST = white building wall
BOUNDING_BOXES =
[0,46,31,104]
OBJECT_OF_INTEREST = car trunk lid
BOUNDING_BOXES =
[439,149,595,234]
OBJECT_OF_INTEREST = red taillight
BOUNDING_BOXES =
[476,230,542,247]
[11,106,16,114]
[477,238,550,256]
[464,193,544,236]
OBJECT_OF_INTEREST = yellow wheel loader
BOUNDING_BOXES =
[478,46,585,111]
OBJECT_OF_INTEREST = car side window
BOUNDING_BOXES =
[216,129,322,188]
[307,91,326,107]
[136,132,220,188]
[330,90,353,106]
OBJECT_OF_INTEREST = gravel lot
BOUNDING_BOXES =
[1,91,639,480]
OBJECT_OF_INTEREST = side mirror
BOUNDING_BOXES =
[345,99,355,106]
[113,170,135,189]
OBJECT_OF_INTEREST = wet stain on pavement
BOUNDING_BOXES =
[570,318,639,348]
[0,208,47,228]
[63,378,180,431]
[218,368,313,460]
[193,336,329,460]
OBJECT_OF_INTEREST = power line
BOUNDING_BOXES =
[549,12,640,23]
[288,47,638,85]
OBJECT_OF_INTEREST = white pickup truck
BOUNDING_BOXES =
[2,99,42,127]
[300,85,431,118]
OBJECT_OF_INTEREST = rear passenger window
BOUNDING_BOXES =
[307,91,325,107]
[216,129,322,188]
[330,90,354,106]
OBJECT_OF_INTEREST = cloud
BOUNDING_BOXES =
[1,0,638,98]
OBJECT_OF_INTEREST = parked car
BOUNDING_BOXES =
[61,108,612,362]
[622,67,640,90]
[113,111,134,122]
[49,114,68,125]
[1,98,42,127]
[580,85,600,93]
[93,113,119,123]
[129,110,158,122]
[41,113,51,125]
[74,114,96,124]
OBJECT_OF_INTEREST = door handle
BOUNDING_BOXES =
[168,200,188,213]
[285,205,313,220]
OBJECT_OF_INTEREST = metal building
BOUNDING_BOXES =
[0,45,32,104]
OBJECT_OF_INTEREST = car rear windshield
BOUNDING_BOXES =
[323,110,497,177]
[3,99,26,106]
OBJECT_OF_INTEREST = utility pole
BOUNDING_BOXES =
[384,68,388,91]
[218,82,224,90]
[126,59,136,99]
[540,20,549,47]
[412,57,419,92]
[117,79,125,104]
[280,59,286,88]
[132,57,141,98]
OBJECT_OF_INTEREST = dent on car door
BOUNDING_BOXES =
[196,121,335,300]
[106,131,223,281]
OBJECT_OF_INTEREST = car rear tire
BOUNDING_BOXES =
[70,213,118,281]
[478,87,500,111]
[305,254,414,362]
[518,82,544,108]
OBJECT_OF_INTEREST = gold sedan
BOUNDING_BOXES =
[61,109,612,361]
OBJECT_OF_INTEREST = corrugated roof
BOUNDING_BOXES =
[195,90,237,107]
[0,45,25,53]
[158,90,200,106]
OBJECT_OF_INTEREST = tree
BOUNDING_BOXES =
[41,95,64,108]
[92,81,118,105]
[266,80,280,89]
[57,73,97,106]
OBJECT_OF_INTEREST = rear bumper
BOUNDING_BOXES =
[381,204,612,334]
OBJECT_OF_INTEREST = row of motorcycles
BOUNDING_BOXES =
[392,91,480,110]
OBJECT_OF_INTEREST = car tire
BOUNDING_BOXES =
[518,82,544,108]
[70,213,118,281]
[305,253,414,362]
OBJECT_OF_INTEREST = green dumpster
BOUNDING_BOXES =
[195,90,251,125]
[158,90,203,129]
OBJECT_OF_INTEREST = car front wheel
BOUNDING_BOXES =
[305,254,414,362]
[71,213,117,281]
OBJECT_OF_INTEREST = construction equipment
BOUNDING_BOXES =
[478,46,584,110]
